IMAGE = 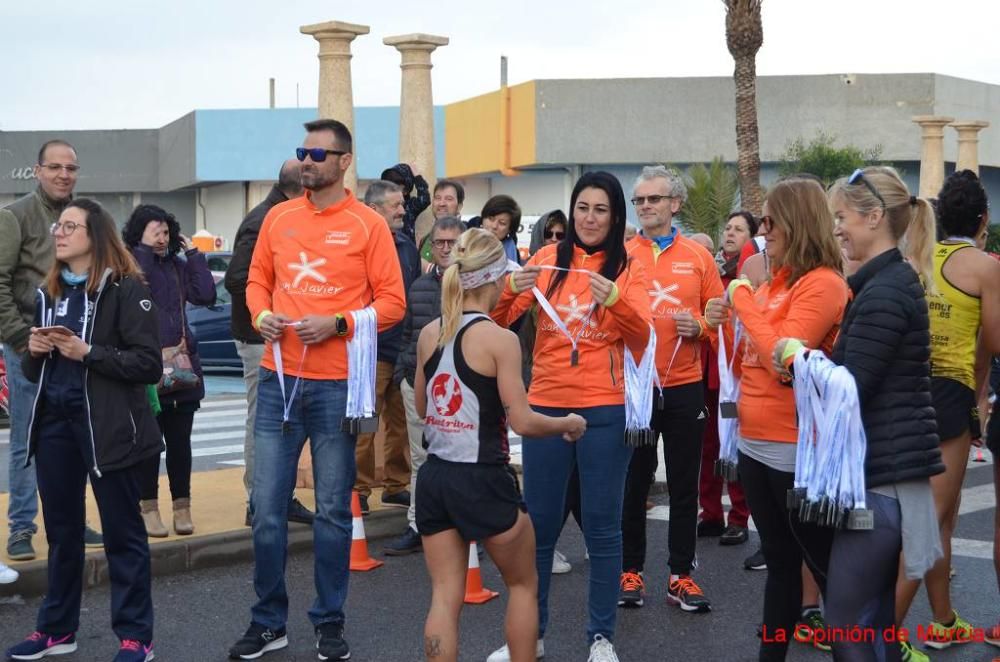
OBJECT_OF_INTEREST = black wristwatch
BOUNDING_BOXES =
[335,314,348,336]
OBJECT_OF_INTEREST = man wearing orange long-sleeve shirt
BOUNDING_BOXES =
[619,166,724,615]
[228,119,406,662]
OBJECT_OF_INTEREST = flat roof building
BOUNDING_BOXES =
[2,72,996,244]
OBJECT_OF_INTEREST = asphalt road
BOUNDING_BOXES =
[1,486,998,662]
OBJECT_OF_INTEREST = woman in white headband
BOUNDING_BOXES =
[413,228,586,662]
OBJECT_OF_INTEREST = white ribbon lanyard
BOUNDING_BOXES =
[271,339,308,429]
[513,262,599,366]
[624,325,659,446]
[530,287,596,367]
[344,308,379,433]
[715,316,743,479]
[945,236,976,246]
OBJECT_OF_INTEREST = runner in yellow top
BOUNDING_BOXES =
[895,170,1000,656]
[928,241,981,390]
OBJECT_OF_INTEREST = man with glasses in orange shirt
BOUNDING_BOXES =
[620,166,724,614]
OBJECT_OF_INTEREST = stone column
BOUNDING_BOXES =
[300,20,369,192]
[383,33,449,186]
[911,115,954,198]
[950,120,990,175]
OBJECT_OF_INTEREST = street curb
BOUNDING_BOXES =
[0,509,406,600]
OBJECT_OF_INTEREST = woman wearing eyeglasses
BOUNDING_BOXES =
[528,210,568,254]
[705,177,848,661]
[5,199,161,662]
[487,172,651,662]
[893,169,1000,657]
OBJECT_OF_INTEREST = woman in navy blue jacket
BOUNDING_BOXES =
[5,198,162,662]
[123,205,215,537]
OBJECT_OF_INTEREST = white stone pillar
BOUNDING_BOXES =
[911,115,955,198]
[300,20,370,192]
[383,33,449,186]
[950,120,990,175]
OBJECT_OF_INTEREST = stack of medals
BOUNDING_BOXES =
[341,307,380,435]
[788,349,873,530]
[714,316,742,482]
[624,326,659,447]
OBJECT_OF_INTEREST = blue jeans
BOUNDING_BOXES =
[4,346,39,536]
[250,368,355,630]
[523,405,631,644]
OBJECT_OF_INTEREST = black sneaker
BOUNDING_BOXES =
[358,495,370,516]
[288,497,315,525]
[617,570,645,608]
[667,575,712,613]
[383,527,422,556]
[696,519,725,537]
[228,622,288,659]
[84,525,104,549]
[743,549,767,571]
[316,623,350,660]
[720,525,749,546]
[6,530,35,561]
[380,490,410,509]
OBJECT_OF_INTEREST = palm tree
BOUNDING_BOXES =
[724,0,764,216]
[679,158,739,241]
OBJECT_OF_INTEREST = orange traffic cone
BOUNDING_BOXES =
[463,541,498,604]
[973,447,986,462]
[349,491,383,572]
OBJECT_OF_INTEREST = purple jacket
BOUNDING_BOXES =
[131,243,216,407]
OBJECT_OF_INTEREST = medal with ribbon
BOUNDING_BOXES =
[342,307,380,434]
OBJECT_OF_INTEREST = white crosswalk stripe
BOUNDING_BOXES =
[2,399,528,470]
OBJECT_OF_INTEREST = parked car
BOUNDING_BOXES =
[186,272,240,368]
[204,251,232,273]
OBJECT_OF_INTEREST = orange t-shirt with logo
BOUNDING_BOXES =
[730,265,848,443]
[491,243,651,409]
[246,191,406,380]
[626,234,725,388]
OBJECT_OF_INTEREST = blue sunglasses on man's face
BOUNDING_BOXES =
[848,168,886,209]
[296,147,347,163]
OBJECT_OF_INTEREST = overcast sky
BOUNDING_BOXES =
[4,0,998,131]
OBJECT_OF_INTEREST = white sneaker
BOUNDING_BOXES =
[0,561,17,584]
[486,639,544,661]
[588,635,618,662]
[551,550,572,574]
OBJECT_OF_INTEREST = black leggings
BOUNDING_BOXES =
[739,451,834,661]
[825,491,903,662]
[139,409,194,501]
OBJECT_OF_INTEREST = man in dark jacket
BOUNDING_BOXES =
[383,215,464,555]
[354,181,422,514]
[0,140,77,561]
[380,163,430,243]
[224,159,313,526]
